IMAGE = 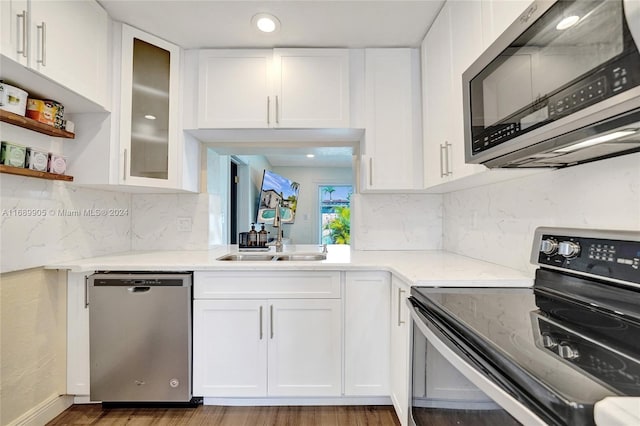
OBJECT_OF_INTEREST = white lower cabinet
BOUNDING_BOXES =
[390,276,411,426]
[268,299,342,396]
[193,300,267,397]
[67,272,91,397]
[344,271,390,396]
[193,271,342,398]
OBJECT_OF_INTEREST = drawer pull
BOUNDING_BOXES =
[270,305,274,339]
[398,288,405,326]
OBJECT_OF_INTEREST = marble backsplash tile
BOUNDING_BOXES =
[443,153,640,274]
[352,193,443,250]
[131,193,211,250]
[0,175,131,273]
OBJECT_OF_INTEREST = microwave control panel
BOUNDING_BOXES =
[472,52,640,156]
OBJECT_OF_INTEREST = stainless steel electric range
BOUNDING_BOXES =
[408,227,640,426]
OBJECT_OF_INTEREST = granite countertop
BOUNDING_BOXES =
[46,244,533,287]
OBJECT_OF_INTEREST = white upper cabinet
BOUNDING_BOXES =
[198,50,273,128]
[422,0,537,192]
[197,48,350,129]
[118,24,181,189]
[68,23,199,193]
[29,0,109,107]
[273,48,350,128]
[0,0,109,109]
[361,48,422,192]
[1,0,29,66]
[423,1,486,189]
[446,0,488,182]
[422,6,454,189]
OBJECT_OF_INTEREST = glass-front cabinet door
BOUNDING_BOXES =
[119,24,180,188]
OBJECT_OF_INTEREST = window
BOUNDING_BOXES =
[319,185,352,245]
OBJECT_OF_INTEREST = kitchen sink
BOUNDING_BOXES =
[216,253,327,262]
[274,254,327,261]
[217,254,276,261]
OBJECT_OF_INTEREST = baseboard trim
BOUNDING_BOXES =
[7,393,73,426]
[203,396,392,406]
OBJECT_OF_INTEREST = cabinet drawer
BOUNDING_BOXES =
[194,271,341,299]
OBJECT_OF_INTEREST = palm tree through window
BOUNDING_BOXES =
[319,185,352,244]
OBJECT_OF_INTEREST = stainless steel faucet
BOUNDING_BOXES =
[273,201,283,252]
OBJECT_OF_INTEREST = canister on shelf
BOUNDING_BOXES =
[0,141,27,168]
[0,82,28,116]
[26,147,49,172]
[25,99,58,127]
[48,153,67,175]
[49,100,65,129]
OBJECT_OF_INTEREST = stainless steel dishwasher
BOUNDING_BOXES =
[88,272,193,404]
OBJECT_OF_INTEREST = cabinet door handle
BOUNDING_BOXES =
[123,149,128,181]
[439,144,446,178]
[397,288,405,326]
[259,305,263,340]
[17,11,27,57]
[37,22,46,66]
[369,157,373,186]
[275,95,279,124]
[84,275,89,309]
[445,142,452,176]
[267,96,270,125]
[270,305,274,339]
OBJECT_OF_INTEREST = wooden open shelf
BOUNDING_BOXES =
[0,165,73,181]
[0,109,75,138]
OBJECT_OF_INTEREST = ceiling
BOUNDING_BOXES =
[100,0,445,166]
[98,1,444,49]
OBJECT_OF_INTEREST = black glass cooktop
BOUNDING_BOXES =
[410,270,640,426]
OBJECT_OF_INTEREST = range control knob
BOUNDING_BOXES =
[558,343,580,360]
[540,239,559,255]
[558,241,581,258]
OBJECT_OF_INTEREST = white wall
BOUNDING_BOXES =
[272,166,353,244]
[443,153,640,273]
[0,268,70,426]
[237,154,272,230]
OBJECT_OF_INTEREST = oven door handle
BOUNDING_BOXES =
[407,297,437,342]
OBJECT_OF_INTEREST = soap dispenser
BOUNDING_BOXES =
[258,224,268,247]
[248,223,258,247]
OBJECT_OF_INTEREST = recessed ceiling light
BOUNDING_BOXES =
[306,154,315,158]
[251,13,280,33]
[556,15,580,30]
[144,114,156,120]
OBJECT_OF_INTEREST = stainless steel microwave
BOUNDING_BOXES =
[463,0,640,168]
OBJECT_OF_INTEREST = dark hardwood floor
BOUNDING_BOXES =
[47,404,401,426]
[48,404,523,425]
